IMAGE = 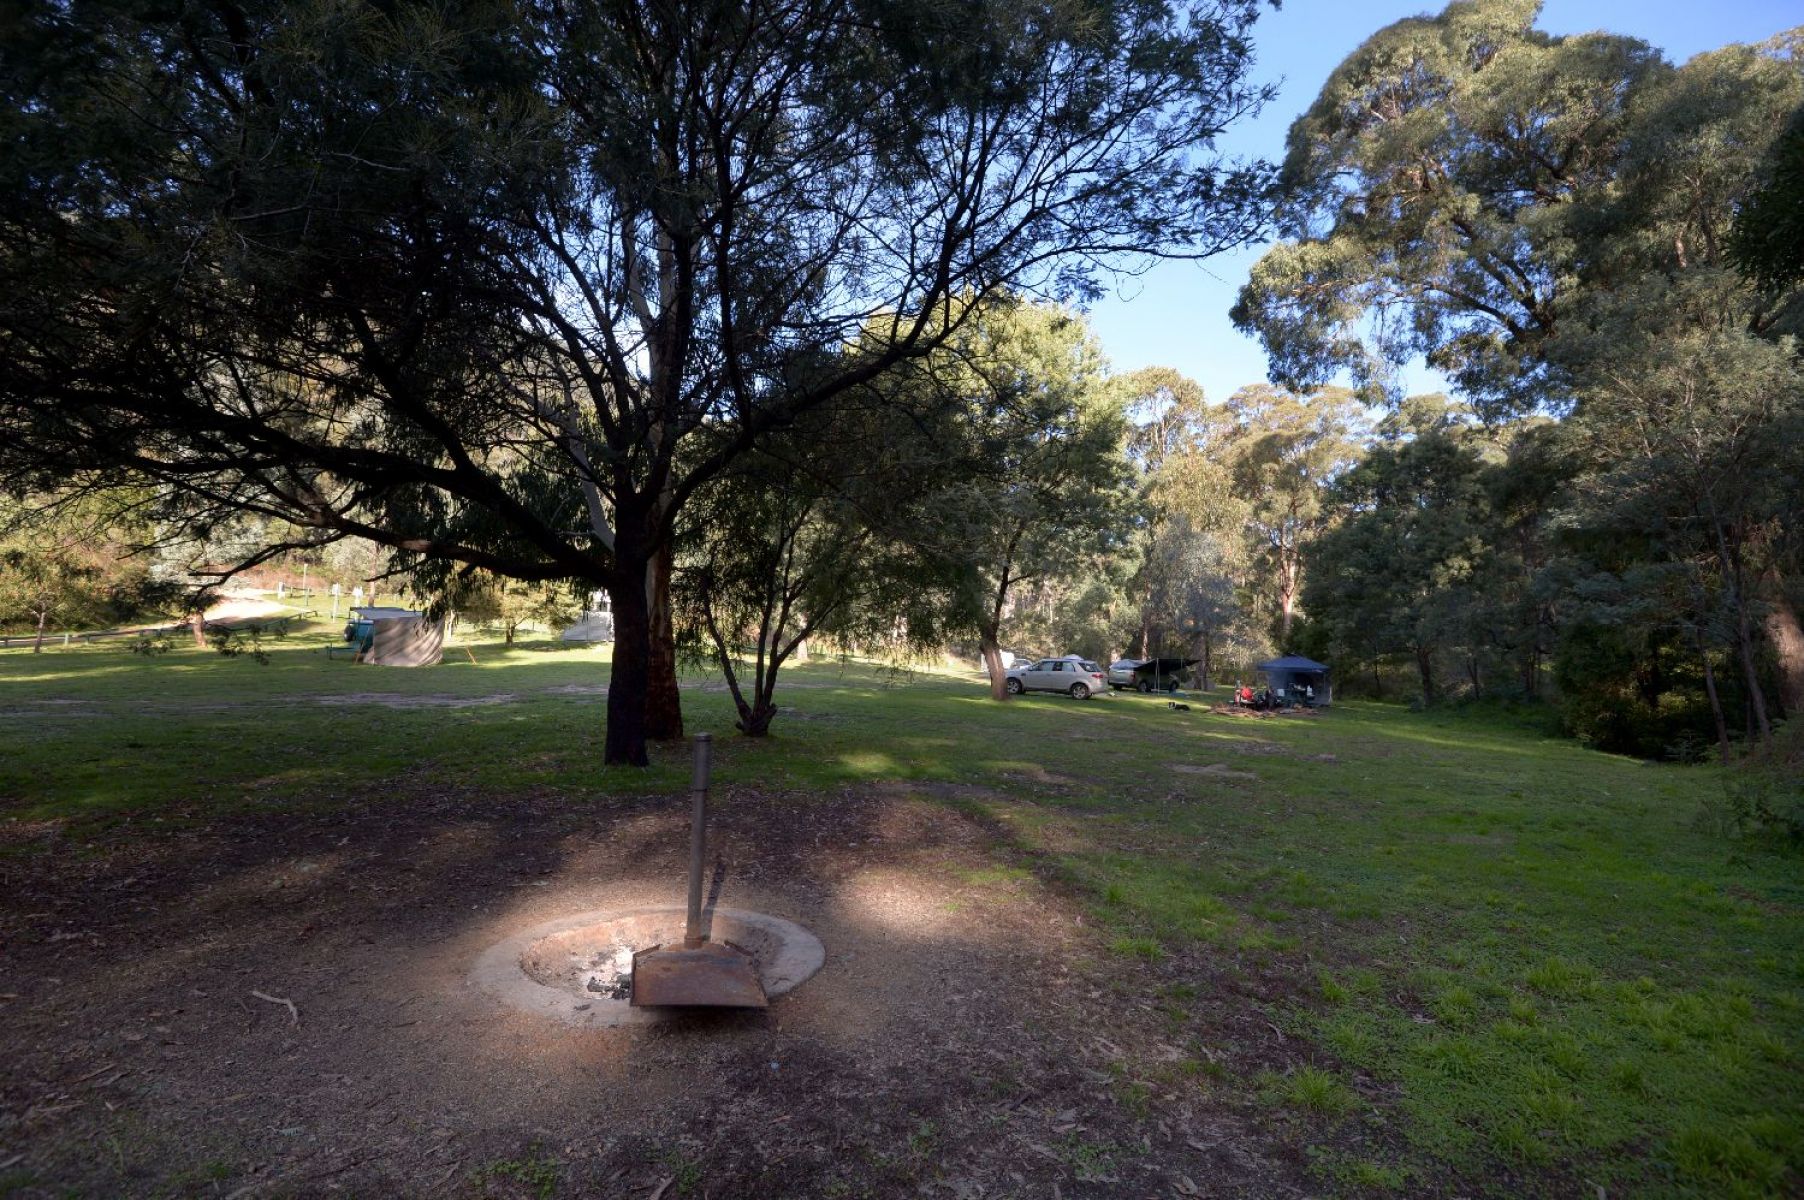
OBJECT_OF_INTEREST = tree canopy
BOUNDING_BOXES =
[1245,0,1804,756]
[1233,0,1804,418]
[0,0,1274,763]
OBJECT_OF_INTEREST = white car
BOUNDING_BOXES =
[1107,659,1141,689]
[1004,656,1108,699]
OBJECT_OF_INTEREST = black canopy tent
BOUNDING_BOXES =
[1255,655,1331,705]
[1130,657,1199,692]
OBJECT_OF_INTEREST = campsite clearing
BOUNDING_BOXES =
[1,630,1799,1198]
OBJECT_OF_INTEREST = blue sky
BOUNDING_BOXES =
[1083,0,1803,404]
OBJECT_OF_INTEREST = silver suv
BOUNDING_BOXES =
[1004,656,1108,699]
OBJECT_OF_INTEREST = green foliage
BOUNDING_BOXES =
[205,625,281,667]
[1224,384,1366,647]
[1694,772,1804,845]
[448,574,581,646]
[0,0,1276,765]
[672,375,952,735]
[1235,0,1670,415]
[889,299,1138,689]
[1731,98,1804,292]
[1262,1065,1358,1116]
[0,494,177,643]
[476,1143,559,1200]
[1244,1,1804,749]
[1303,397,1553,704]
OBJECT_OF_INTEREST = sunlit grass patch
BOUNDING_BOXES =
[1261,1065,1358,1116]
[1108,935,1165,962]
[5,648,1801,1196]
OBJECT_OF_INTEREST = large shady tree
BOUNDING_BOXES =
[1234,0,1804,737]
[0,0,1273,764]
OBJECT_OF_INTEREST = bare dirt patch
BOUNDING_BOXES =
[1,784,1323,1198]
[311,692,521,710]
[1169,763,1260,781]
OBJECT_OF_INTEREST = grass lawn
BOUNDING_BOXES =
[2,623,1800,1197]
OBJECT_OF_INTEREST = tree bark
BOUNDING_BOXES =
[32,608,47,653]
[644,543,684,741]
[1759,569,1804,717]
[1198,629,1211,691]
[1693,629,1732,766]
[980,632,1009,701]
[189,612,207,648]
[738,698,778,736]
[1709,515,1771,744]
[605,543,653,767]
[1416,645,1437,704]
[1278,550,1298,644]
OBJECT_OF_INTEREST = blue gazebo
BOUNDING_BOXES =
[1256,655,1331,705]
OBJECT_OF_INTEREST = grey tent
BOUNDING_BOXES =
[347,607,445,666]
[1255,655,1331,705]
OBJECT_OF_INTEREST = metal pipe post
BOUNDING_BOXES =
[683,733,713,946]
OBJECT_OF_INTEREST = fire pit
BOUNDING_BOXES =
[470,906,824,1028]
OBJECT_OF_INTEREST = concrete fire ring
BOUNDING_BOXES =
[469,906,825,1028]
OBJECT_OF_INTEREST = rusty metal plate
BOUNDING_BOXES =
[630,941,768,1009]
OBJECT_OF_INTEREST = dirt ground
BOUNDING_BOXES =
[1,784,1344,1198]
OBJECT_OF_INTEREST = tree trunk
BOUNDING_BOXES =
[738,699,778,736]
[1710,511,1771,744]
[980,631,1009,701]
[605,550,653,767]
[32,607,47,653]
[1278,553,1298,644]
[189,612,207,648]
[1466,655,1481,696]
[1415,645,1437,704]
[1693,629,1732,766]
[739,651,783,736]
[1759,571,1804,717]
[1734,610,1773,744]
[644,544,684,741]
[1198,630,1212,692]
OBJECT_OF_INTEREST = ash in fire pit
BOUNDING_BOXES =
[470,906,823,1028]
[582,947,635,1000]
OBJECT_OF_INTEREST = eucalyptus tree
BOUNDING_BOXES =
[0,0,1274,765]
[1231,0,1669,417]
[1564,39,1804,723]
[1237,0,1804,743]
[670,394,947,738]
[1556,286,1804,748]
[900,301,1136,700]
[1138,513,1241,687]
[1222,384,1365,644]
[1731,103,1804,292]
[1301,397,1492,700]
[0,494,176,649]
